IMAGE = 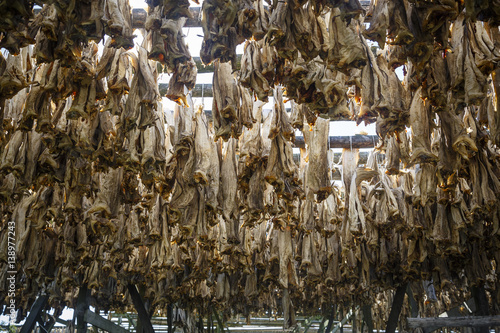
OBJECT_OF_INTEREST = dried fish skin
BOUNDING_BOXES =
[329,8,367,71]
[305,117,331,201]
[239,41,272,102]
[409,87,438,165]
[104,0,135,49]
[213,61,240,140]
[200,0,239,66]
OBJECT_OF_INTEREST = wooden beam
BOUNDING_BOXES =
[167,305,173,333]
[55,317,70,326]
[127,284,155,333]
[444,299,474,317]
[332,308,354,333]
[324,306,335,333]
[407,316,500,330]
[294,135,379,149]
[159,83,214,97]
[406,285,419,318]
[472,285,490,333]
[361,305,374,333]
[385,284,407,333]
[75,285,90,333]
[20,295,49,333]
[125,313,138,331]
[84,310,129,333]
[36,313,56,333]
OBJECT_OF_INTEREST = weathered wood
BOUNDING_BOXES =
[385,284,407,333]
[125,313,138,331]
[407,316,500,330]
[37,313,56,333]
[282,288,295,329]
[136,284,148,333]
[75,285,90,333]
[324,306,335,333]
[317,317,326,333]
[127,284,155,333]
[445,299,475,317]
[472,286,490,333]
[167,305,173,333]
[332,308,354,333]
[20,295,49,333]
[294,135,379,149]
[406,285,419,318]
[84,310,129,333]
[361,305,374,333]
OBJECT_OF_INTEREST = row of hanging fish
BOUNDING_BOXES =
[1,0,500,330]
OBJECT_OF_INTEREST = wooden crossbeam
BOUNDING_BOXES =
[84,310,129,333]
[385,284,407,333]
[332,307,356,333]
[127,284,155,333]
[361,305,374,333]
[20,295,49,333]
[75,285,90,333]
[294,135,379,149]
[36,313,55,333]
[407,316,500,330]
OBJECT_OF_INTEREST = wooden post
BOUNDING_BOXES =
[472,285,490,333]
[282,288,296,329]
[75,286,90,333]
[332,307,355,333]
[136,285,145,333]
[362,305,374,333]
[20,295,49,333]
[198,314,203,333]
[127,284,155,333]
[407,316,500,330]
[385,284,407,333]
[36,312,56,333]
[125,313,137,331]
[324,306,335,333]
[167,304,173,333]
[406,285,419,318]
[352,308,357,333]
[339,307,343,333]
[318,317,326,333]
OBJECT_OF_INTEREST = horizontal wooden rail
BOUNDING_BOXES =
[407,316,500,330]
[294,135,379,149]
[84,310,129,333]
